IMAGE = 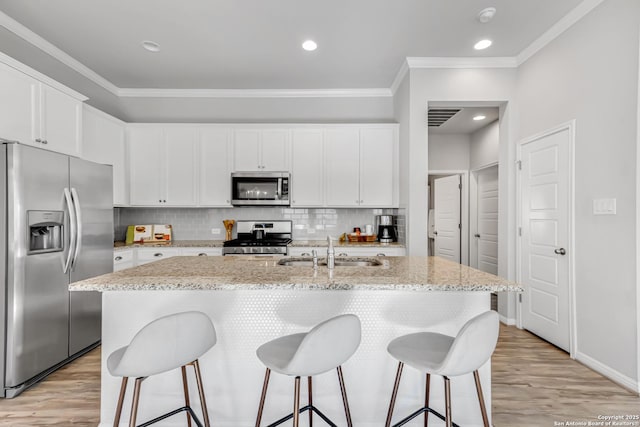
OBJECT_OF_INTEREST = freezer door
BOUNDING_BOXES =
[68,157,113,355]
[4,144,70,388]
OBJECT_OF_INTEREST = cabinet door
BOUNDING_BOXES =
[40,83,82,157]
[261,130,289,171]
[199,128,232,206]
[128,127,164,205]
[82,106,128,205]
[0,63,39,146]
[234,130,260,171]
[325,129,360,207]
[291,130,323,206]
[359,128,394,207]
[180,248,223,256]
[164,127,197,206]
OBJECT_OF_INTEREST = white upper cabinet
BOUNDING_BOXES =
[359,127,395,207]
[291,129,324,207]
[82,105,128,206]
[128,127,164,206]
[199,128,232,206]
[324,126,397,208]
[0,62,83,157]
[128,126,197,206]
[164,127,197,206]
[233,129,289,171]
[325,129,361,207]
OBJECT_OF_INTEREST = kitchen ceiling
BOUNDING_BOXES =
[0,0,585,91]
[429,107,499,134]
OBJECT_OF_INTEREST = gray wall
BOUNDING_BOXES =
[428,133,471,170]
[470,120,499,170]
[516,0,639,384]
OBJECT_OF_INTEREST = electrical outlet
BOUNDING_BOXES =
[211,228,221,235]
[307,229,316,234]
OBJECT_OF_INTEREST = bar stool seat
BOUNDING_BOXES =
[385,311,499,427]
[108,311,217,427]
[255,314,361,427]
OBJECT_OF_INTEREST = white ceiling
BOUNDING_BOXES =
[0,0,585,91]
[429,107,499,134]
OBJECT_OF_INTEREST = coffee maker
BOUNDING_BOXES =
[375,215,397,243]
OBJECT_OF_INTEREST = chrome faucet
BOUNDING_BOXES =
[327,236,335,269]
[312,249,318,269]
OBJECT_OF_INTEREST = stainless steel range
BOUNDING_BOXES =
[223,220,292,256]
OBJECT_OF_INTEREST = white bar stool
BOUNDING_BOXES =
[107,311,217,427]
[385,310,499,427]
[254,314,361,427]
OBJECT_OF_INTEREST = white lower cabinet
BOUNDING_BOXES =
[136,248,183,266]
[180,248,223,256]
[115,247,223,268]
[113,250,134,271]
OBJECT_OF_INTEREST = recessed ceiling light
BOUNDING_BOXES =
[473,115,487,121]
[474,39,492,50]
[477,7,497,23]
[142,40,160,53]
[302,40,317,51]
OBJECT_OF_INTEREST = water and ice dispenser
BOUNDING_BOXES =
[28,211,64,254]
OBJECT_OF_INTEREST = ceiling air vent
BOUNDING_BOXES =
[428,108,461,127]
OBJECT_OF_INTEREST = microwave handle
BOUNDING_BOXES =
[277,177,282,199]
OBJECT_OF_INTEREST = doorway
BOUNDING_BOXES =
[470,164,499,274]
[428,172,467,264]
[517,121,575,355]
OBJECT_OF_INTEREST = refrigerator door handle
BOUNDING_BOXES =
[63,188,77,274]
[70,188,83,270]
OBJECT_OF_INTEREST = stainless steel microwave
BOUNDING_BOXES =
[231,172,290,206]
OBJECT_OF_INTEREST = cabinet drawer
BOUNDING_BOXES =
[180,248,222,256]
[137,248,182,265]
[113,250,133,263]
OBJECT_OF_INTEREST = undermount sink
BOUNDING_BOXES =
[277,257,382,267]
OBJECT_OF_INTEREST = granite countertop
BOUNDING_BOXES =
[71,256,522,293]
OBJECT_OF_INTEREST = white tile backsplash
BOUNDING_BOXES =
[115,207,402,242]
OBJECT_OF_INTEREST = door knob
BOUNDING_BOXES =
[554,248,566,255]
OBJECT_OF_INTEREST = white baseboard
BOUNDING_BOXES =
[575,351,639,393]
[499,314,516,326]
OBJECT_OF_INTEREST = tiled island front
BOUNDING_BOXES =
[70,256,521,427]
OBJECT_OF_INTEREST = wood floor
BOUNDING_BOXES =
[0,325,637,426]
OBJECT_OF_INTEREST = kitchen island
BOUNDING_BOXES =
[70,256,521,427]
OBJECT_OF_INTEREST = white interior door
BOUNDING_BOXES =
[434,175,461,262]
[519,127,571,352]
[475,166,499,274]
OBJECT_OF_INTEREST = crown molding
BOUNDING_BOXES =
[390,60,409,96]
[517,0,606,66]
[116,87,392,98]
[0,50,88,101]
[0,10,120,96]
[406,57,518,69]
[1,0,604,101]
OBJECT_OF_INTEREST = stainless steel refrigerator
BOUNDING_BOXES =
[0,141,113,398]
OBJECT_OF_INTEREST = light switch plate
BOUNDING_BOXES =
[593,198,616,215]
[211,228,221,235]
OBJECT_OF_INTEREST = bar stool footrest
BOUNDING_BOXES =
[137,405,205,427]
[266,404,338,427]
[391,406,461,427]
